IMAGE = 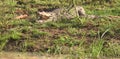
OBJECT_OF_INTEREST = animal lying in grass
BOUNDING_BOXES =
[37,6,99,23]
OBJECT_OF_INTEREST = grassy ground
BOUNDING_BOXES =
[0,0,120,59]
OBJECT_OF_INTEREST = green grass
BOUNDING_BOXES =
[0,0,120,58]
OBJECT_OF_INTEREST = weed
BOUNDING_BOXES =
[90,39,104,58]
[31,29,49,38]
[102,41,120,57]
[67,27,79,35]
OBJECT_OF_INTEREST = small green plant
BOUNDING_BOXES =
[32,29,49,38]
[9,30,22,40]
[9,20,32,26]
[67,27,79,35]
[88,30,98,37]
[102,42,120,57]
[20,40,35,52]
[49,35,86,54]
[54,36,74,47]
[90,39,104,58]
[0,40,8,51]
[4,0,17,6]
[79,18,87,25]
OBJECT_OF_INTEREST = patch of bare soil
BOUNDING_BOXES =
[0,52,120,59]
[40,28,67,37]
[0,52,67,59]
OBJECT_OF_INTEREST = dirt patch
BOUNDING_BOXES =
[0,52,120,59]
[0,52,67,59]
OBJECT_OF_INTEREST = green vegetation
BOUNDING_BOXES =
[0,0,120,58]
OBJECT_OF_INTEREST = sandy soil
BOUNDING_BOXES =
[0,52,120,59]
[0,52,66,59]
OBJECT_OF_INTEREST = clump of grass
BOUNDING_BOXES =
[89,39,105,58]
[88,30,98,37]
[0,40,8,51]
[40,21,73,29]
[9,20,33,26]
[41,22,60,28]
[102,41,120,57]
[31,29,49,38]
[8,30,22,40]
[0,29,22,50]
[4,0,17,6]
[67,27,79,35]
[0,30,22,41]
[19,40,35,52]
[47,35,85,54]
